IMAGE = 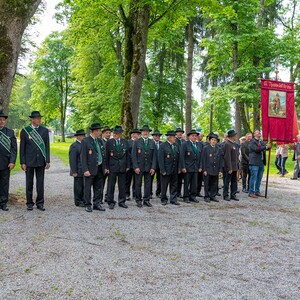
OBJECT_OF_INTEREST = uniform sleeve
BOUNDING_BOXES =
[20,129,26,165]
[10,130,17,164]
[81,139,88,173]
[69,144,78,174]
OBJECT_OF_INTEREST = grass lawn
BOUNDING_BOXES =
[50,140,74,165]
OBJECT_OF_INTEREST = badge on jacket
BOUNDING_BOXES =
[209,154,212,157]
[89,149,92,155]
[187,152,191,156]
[167,154,170,158]
[110,150,114,157]
[138,148,141,154]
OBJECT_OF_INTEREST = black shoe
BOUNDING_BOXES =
[93,205,105,211]
[204,197,210,203]
[119,202,128,208]
[177,194,183,198]
[37,206,45,211]
[1,205,9,211]
[170,201,180,206]
[290,178,297,180]
[27,206,33,211]
[126,197,131,201]
[109,203,115,210]
[216,192,221,196]
[236,190,240,193]
[136,201,143,208]
[210,197,219,202]
[190,198,199,203]
[230,196,239,201]
[197,193,203,197]
[161,201,167,206]
[75,202,85,207]
[223,196,230,201]
[143,201,152,207]
[156,193,161,198]
[242,189,247,193]
[183,199,190,203]
[85,206,92,212]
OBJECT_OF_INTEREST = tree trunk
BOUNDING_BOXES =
[0,0,41,113]
[185,21,194,133]
[120,1,150,138]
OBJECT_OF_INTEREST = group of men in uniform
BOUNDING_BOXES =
[0,109,270,212]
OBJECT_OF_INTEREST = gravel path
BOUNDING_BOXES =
[1,156,300,300]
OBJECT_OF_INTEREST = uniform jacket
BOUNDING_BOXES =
[180,140,201,172]
[201,144,222,176]
[20,125,50,167]
[131,138,157,172]
[0,127,17,171]
[69,140,83,176]
[153,140,162,171]
[81,136,105,176]
[240,140,250,165]
[158,141,181,175]
[223,140,239,171]
[249,138,267,166]
[127,139,135,168]
[175,138,184,148]
[105,138,130,173]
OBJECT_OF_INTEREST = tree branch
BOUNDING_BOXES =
[118,4,127,24]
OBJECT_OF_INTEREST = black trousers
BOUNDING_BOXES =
[103,173,109,201]
[161,173,178,203]
[204,174,218,198]
[73,176,84,205]
[135,171,151,202]
[125,168,135,198]
[0,168,10,206]
[107,172,126,205]
[183,172,198,201]
[223,171,237,198]
[242,164,250,190]
[151,169,161,196]
[26,166,45,207]
[177,173,183,196]
[197,171,203,194]
[84,165,104,207]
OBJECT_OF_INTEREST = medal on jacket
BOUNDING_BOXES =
[233,146,236,150]
[167,154,170,158]
[187,151,191,156]
[110,150,114,156]
[89,149,92,155]
[209,154,212,157]
[138,148,141,154]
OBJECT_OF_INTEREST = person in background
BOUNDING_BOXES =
[20,111,50,211]
[126,128,141,200]
[0,111,17,211]
[151,129,163,198]
[278,144,289,177]
[291,134,300,180]
[175,127,185,198]
[275,145,282,174]
[238,136,246,182]
[196,131,204,197]
[101,126,111,203]
[69,129,86,207]
[240,133,252,193]
[248,129,272,198]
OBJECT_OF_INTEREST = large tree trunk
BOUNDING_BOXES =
[0,0,41,113]
[120,1,150,138]
[185,21,194,133]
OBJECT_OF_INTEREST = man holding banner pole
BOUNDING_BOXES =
[20,111,50,211]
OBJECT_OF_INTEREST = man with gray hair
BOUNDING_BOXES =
[291,134,300,180]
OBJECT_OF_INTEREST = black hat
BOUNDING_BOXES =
[208,133,219,141]
[140,125,152,132]
[166,130,176,136]
[29,111,43,118]
[187,129,199,137]
[152,129,162,136]
[0,111,8,119]
[112,125,123,133]
[227,129,237,137]
[175,127,184,133]
[89,123,102,130]
[102,126,111,133]
[74,129,86,136]
[130,128,141,134]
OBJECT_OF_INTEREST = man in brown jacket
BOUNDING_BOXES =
[223,129,239,201]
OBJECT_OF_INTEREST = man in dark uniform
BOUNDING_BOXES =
[0,111,17,211]
[181,129,201,203]
[196,131,204,197]
[175,127,185,198]
[69,129,86,207]
[81,123,106,212]
[240,132,252,193]
[202,133,222,203]
[105,125,130,209]
[132,125,156,207]
[223,129,239,201]
[158,130,181,206]
[151,129,162,198]
[101,126,111,203]
[125,128,140,200]
[20,111,50,211]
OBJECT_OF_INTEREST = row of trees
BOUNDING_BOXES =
[3,0,300,140]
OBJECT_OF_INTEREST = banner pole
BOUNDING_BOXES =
[265,145,271,198]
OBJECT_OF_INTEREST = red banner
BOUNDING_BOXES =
[261,79,295,142]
